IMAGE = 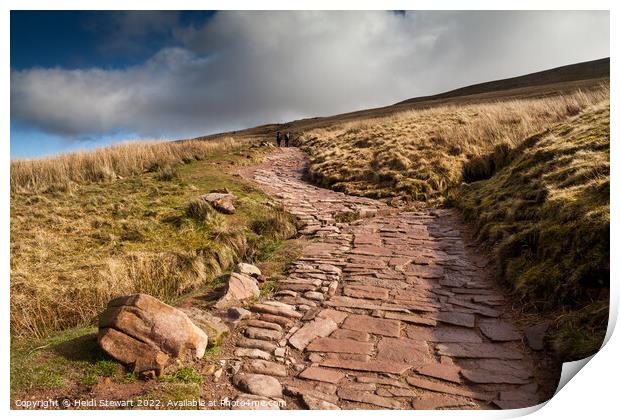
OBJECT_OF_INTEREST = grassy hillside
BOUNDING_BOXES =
[452,102,609,360]
[300,87,608,203]
[11,140,297,339]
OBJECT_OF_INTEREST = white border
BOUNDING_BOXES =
[2,2,616,420]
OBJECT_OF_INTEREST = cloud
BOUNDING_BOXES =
[10,10,610,140]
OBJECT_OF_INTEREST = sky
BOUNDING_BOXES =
[10,10,610,158]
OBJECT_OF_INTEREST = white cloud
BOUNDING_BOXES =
[10,10,610,139]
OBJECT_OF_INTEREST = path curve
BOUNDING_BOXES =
[227,147,542,410]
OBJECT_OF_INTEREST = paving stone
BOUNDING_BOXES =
[289,318,338,350]
[307,337,374,354]
[330,328,370,341]
[258,313,295,328]
[302,394,341,410]
[436,343,523,359]
[234,348,272,360]
[415,363,462,383]
[377,337,430,364]
[319,358,413,375]
[434,326,483,343]
[376,387,417,397]
[356,376,409,388]
[237,338,277,352]
[316,308,349,324]
[385,312,437,327]
[342,314,401,337]
[283,384,339,404]
[233,373,283,398]
[343,284,389,300]
[251,303,303,319]
[245,360,287,377]
[337,388,402,409]
[412,395,475,410]
[245,327,282,341]
[246,319,283,332]
[298,366,346,384]
[478,319,521,341]
[406,376,494,401]
[435,311,476,328]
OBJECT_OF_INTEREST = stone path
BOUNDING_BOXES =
[228,148,541,410]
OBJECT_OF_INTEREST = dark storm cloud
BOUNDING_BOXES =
[10,10,610,139]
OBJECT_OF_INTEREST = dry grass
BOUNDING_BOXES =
[10,144,296,338]
[453,101,609,360]
[10,137,240,194]
[300,85,609,202]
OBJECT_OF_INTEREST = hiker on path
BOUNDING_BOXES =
[276,131,281,147]
[285,132,290,147]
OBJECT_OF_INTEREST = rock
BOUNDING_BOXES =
[436,343,523,359]
[337,388,401,409]
[245,360,287,377]
[237,338,277,352]
[406,376,494,401]
[307,337,373,354]
[245,327,282,341]
[298,367,345,384]
[478,319,521,342]
[525,322,550,351]
[302,394,340,410]
[246,319,283,332]
[289,318,338,350]
[201,192,236,214]
[331,329,370,342]
[235,262,262,278]
[215,273,260,309]
[251,303,303,319]
[234,348,272,360]
[319,358,412,375]
[180,307,229,345]
[415,363,462,383]
[436,312,476,328]
[233,373,283,398]
[376,337,430,364]
[342,314,401,337]
[98,294,208,375]
[229,307,252,320]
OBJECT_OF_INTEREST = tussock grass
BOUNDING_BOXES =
[11,137,239,194]
[300,86,608,203]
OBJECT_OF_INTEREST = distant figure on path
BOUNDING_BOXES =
[276,131,281,147]
[285,132,290,147]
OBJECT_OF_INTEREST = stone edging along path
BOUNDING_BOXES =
[224,147,542,410]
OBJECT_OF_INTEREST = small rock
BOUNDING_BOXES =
[233,373,283,398]
[304,291,325,301]
[234,348,271,360]
[525,322,550,351]
[201,192,236,214]
[245,360,287,377]
[229,307,252,320]
[289,318,338,350]
[235,263,262,278]
[215,273,260,309]
[302,394,340,410]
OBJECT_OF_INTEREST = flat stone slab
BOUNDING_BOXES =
[337,389,401,409]
[330,328,370,342]
[289,318,338,350]
[316,308,349,324]
[436,343,523,359]
[415,363,462,383]
[461,369,530,384]
[435,312,476,328]
[343,284,389,300]
[406,376,494,401]
[377,337,430,364]
[245,360,287,377]
[434,326,483,343]
[342,314,401,337]
[245,327,282,341]
[307,337,374,354]
[384,312,437,326]
[298,367,345,384]
[478,319,521,341]
[412,395,475,410]
[251,303,303,319]
[525,321,550,351]
[319,358,413,375]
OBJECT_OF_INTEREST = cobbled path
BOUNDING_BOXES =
[228,148,541,410]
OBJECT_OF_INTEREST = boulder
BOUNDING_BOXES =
[235,262,262,278]
[201,192,236,214]
[215,272,260,309]
[98,294,208,376]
